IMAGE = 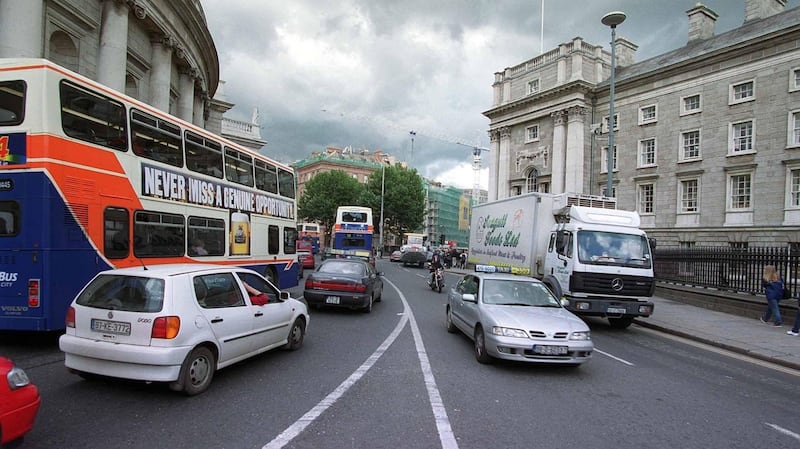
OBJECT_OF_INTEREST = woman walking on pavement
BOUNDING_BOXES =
[760,265,783,327]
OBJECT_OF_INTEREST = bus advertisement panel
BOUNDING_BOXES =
[0,59,300,331]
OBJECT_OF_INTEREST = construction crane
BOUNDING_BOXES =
[321,108,489,203]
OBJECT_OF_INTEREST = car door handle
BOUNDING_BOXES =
[211,318,223,323]
[254,312,264,317]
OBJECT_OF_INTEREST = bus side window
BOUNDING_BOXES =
[103,207,129,259]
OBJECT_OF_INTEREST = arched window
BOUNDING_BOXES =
[526,168,539,193]
[49,30,79,72]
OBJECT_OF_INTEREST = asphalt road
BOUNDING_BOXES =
[2,259,799,449]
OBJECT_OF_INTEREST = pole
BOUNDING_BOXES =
[607,24,617,198]
[379,163,385,258]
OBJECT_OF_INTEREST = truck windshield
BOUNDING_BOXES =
[576,230,652,268]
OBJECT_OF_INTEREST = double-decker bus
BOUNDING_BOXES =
[331,206,373,258]
[298,222,320,254]
[0,58,299,331]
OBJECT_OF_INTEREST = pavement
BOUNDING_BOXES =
[435,264,800,372]
[633,296,800,371]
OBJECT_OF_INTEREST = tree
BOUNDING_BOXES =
[364,164,425,243]
[297,170,366,242]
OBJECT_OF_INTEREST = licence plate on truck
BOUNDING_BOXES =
[91,318,131,336]
[607,307,627,314]
[325,296,341,304]
[532,345,568,355]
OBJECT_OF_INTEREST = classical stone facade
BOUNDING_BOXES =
[484,0,800,248]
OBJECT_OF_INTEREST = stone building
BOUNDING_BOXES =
[484,0,800,248]
[0,0,263,150]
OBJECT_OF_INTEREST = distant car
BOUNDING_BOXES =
[59,264,309,395]
[304,259,383,313]
[400,245,427,267]
[390,250,402,262]
[445,267,593,366]
[0,356,41,447]
[297,250,315,269]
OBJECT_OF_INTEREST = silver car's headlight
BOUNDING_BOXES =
[570,331,591,341]
[491,327,528,338]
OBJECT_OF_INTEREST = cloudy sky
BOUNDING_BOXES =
[201,0,799,190]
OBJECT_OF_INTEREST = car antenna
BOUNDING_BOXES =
[137,258,148,270]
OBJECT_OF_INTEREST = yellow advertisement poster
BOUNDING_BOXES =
[230,211,251,255]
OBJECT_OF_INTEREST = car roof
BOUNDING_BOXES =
[96,263,257,278]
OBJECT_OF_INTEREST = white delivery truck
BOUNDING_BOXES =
[468,192,654,328]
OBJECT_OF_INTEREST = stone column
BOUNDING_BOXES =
[497,127,512,200]
[177,68,195,123]
[564,106,587,193]
[193,91,206,127]
[0,0,44,58]
[550,110,567,194]
[488,129,501,202]
[149,35,173,113]
[97,0,130,92]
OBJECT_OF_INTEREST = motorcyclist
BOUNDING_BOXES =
[429,249,444,286]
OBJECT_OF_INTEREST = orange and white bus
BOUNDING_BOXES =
[0,58,299,331]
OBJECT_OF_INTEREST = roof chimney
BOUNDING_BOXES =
[744,0,787,23]
[687,3,718,43]
[614,37,638,68]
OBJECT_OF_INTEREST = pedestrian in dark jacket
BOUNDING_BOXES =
[760,265,783,327]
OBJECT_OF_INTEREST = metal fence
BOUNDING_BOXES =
[654,246,799,297]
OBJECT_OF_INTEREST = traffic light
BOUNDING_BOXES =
[439,234,445,244]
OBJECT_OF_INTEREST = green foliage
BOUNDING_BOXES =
[364,164,425,238]
[297,170,366,233]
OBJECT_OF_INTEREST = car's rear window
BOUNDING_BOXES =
[76,275,165,312]
[319,261,365,275]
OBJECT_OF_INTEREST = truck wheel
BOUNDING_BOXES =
[608,316,634,329]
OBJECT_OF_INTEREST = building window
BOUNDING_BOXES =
[729,120,755,154]
[601,146,617,174]
[637,183,654,214]
[527,79,540,95]
[602,113,619,133]
[680,129,701,161]
[638,138,656,167]
[525,124,539,143]
[526,168,538,193]
[729,79,755,105]
[679,179,699,213]
[680,94,702,115]
[638,104,657,125]
[789,110,800,148]
[790,68,800,92]
[789,168,800,208]
[601,185,616,198]
[728,172,752,210]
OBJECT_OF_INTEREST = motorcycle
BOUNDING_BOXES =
[428,266,444,293]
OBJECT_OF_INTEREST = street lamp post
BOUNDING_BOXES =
[379,162,386,258]
[601,11,626,198]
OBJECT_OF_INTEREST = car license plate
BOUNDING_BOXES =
[532,345,568,355]
[607,307,627,314]
[325,296,341,304]
[91,318,131,336]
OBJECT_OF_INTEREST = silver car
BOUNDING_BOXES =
[446,269,593,366]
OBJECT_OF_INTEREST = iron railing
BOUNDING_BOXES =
[654,246,799,297]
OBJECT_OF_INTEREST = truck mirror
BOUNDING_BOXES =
[648,237,657,250]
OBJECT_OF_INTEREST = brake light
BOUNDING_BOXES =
[306,279,367,292]
[65,306,75,328]
[151,316,180,339]
[28,279,40,308]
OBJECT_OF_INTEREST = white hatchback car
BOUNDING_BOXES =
[59,264,309,395]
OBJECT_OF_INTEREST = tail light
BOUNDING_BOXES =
[151,316,180,339]
[28,279,40,308]
[305,279,367,292]
[65,306,75,328]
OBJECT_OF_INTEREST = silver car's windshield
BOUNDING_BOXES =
[481,280,559,307]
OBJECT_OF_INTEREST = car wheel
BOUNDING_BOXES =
[363,295,373,313]
[283,317,306,351]
[608,316,634,329]
[375,285,383,302]
[474,327,493,364]
[445,307,457,333]
[172,346,215,396]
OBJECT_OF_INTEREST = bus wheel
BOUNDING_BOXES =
[265,266,278,287]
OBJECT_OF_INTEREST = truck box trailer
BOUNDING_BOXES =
[467,192,654,328]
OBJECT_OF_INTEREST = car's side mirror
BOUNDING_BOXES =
[462,293,477,303]
[560,298,569,307]
[280,291,290,300]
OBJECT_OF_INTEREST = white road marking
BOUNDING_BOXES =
[765,423,800,442]
[264,278,459,449]
[594,348,635,366]
[385,277,459,449]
